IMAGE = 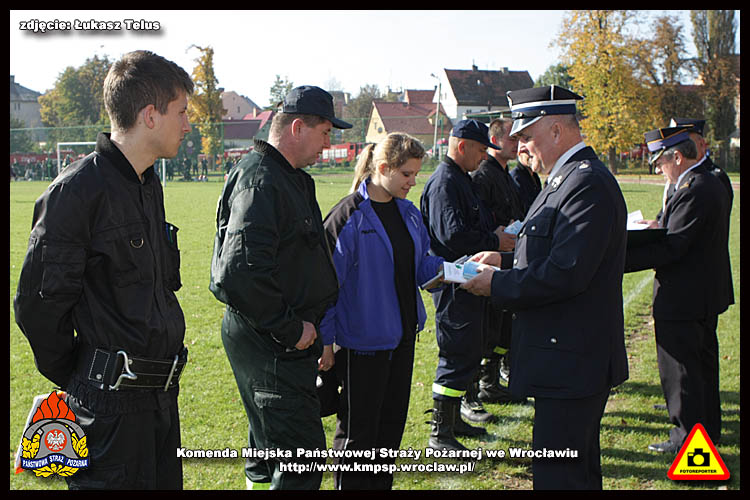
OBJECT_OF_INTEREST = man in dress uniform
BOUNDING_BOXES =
[470,118,525,406]
[624,126,731,453]
[420,119,508,450]
[209,86,344,489]
[462,85,629,489]
[14,50,193,489]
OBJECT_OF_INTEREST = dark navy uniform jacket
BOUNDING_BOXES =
[510,164,542,216]
[490,146,629,399]
[420,156,499,262]
[625,164,732,320]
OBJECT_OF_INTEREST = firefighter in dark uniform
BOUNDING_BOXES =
[420,119,507,450]
[510,150,542,216]
[470,118,526,408]
[625,126,732,453]
[463,86,629,489]
[13,50,193,489]
[209,86,345,490]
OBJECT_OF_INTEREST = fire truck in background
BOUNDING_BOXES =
[319,142,368,165]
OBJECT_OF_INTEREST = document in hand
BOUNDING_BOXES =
[443,260,500,284]
[627,210,650,230]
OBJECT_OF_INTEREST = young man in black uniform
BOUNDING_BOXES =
[625,126,732,453]
[470,118,525,407]
[463,86,629,489]
[14,50,193,489]
[510,150,542,215]
[420,119,507,450]
[210,86,346,489]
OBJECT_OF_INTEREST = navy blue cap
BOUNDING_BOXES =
[281,85,352,129]
[669,117,706,136]
[507,85,583,136]
[644,125,693,164]
[450,119,500,149]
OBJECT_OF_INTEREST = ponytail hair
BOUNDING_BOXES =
[349,133,426,194]
[350,143,376,194]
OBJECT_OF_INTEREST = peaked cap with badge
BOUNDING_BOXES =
[644,125,693,165]
[507,85,583,136]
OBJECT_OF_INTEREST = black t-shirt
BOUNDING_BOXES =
[370,198,417,341]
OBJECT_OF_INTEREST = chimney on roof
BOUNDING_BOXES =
[501,67,509,74]
[472,64,478,72]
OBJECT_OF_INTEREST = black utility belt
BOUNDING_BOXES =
[78,345,188,392]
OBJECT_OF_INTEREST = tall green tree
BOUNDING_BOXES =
[555,10,660,174]
[631,13,703,125]
[342,84,383,143]
[690,10,737,149]
[37,55,112,145]
[535,63,573,89]
[187,45,225,168]
[10,113,36,152]
[268,75,294,108]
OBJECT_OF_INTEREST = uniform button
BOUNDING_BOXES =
[531,225,536,231]
[513,258,518,265]
[512,313,517,320]
[550,337,557,344]
[95,373,102,380]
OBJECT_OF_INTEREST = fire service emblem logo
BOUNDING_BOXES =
[16,391,89,477]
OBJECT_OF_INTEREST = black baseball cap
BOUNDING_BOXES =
[451,119,500,149]
[281,85,352,129]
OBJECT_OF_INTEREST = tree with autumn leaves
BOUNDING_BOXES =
[554,10,738,174]
[187,45,226,170]
[555,11,660,174]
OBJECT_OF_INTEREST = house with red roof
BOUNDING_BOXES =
[365,90,452,148]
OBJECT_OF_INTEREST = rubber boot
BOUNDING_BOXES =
[454,400,487,437]
[427,398,468,451]
[478,358,515,404]
[461,378,497,424]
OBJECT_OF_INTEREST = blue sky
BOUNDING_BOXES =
[10,10,740,108]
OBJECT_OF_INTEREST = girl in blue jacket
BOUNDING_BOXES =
[320,132,443,490]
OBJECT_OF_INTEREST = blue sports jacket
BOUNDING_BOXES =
[320,179,443,351]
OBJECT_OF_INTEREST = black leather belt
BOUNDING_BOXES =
[77,344,188,391]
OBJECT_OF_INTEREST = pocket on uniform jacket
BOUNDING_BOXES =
[99,222,150,288]
[40,243,86,298]
[298,215,320,249]
[162,222,182,292]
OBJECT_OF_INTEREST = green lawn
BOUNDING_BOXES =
[9,171,740,490]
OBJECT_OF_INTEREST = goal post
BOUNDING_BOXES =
[56,142,96,177]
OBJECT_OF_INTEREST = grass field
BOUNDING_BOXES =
[9,170,740,490]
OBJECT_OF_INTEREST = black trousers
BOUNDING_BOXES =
[222,308,326,490]
[431,286,485,399]
[654,316,721,445]
[532,389,610,490]
[65,391,182,490]
[332,336,416,490]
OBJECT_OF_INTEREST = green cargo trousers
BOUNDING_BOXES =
[221,307,326,490]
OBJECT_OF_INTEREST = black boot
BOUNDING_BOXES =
[478,358,515,403]
[461,378,497,424]
[454,402,487,437]
[427,398,468,451]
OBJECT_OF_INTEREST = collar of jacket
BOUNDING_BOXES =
[253,138,299,175]
[443,155,473,180]
[483,154,508,173]
[96,132,155,185]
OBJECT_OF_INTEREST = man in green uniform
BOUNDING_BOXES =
[210,86,349,489]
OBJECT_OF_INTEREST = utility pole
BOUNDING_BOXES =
[431,73,442,161]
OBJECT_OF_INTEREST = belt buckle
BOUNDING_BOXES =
[109,350,138,391]
[164,354,180,391]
